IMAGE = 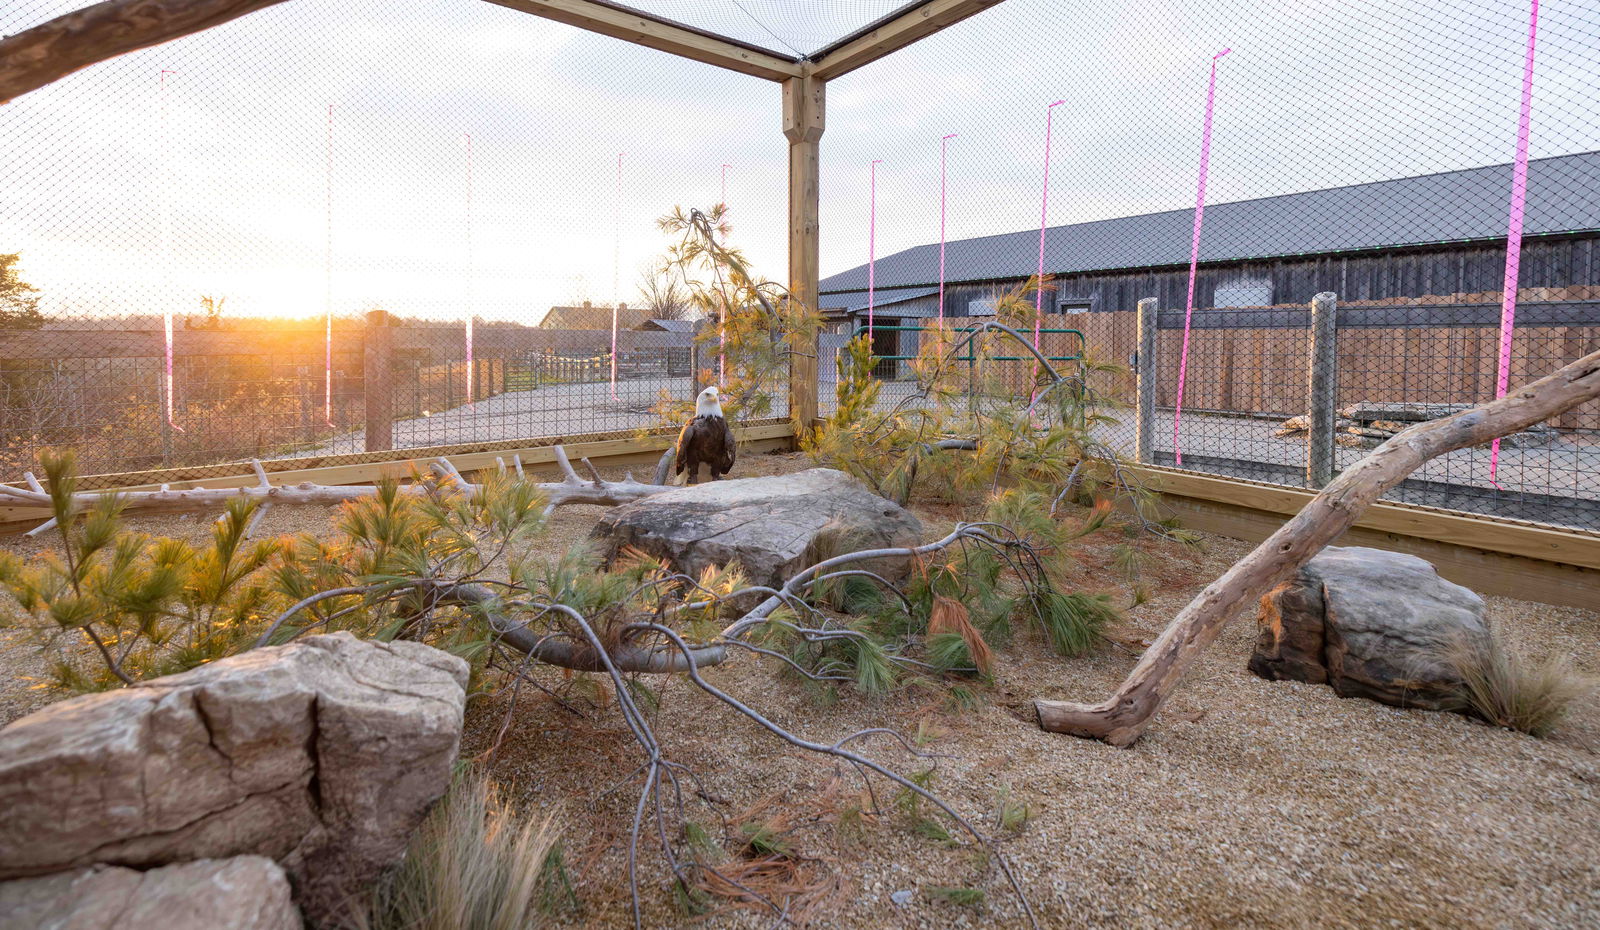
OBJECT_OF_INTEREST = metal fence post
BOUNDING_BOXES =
[1135,297,1158,464]
[1307,291,1339,487]
[363,309,394,452]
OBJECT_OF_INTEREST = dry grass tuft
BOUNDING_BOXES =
[359,773,566,930]
[1441,629,1594,738]
[928,595,994,674]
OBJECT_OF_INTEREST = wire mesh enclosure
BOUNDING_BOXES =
[4,0,1599,533]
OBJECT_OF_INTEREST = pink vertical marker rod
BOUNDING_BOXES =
[464,133,474,407]
[869,159,883,339]
[1490,0,1541,487]
[1033,100,1066,390]
[1172,47,1231,467]
[611,152,623,402]
[324,104,335,427]
[159,69,182,433]
[939,134,957,330]
[719,163,731,387]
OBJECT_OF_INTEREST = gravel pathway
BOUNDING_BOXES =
[3,452,1595,928]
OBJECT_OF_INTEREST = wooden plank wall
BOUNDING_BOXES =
[1071,311,1600,429]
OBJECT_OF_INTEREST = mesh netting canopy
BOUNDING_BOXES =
[570,1,924,58]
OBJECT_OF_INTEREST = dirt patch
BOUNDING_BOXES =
[3,450,1597,928]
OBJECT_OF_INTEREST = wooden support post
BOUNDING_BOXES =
[1307,291,1338,487]
[363,309,394,452]
[1135,297,1158,464]
[784,73,824,439]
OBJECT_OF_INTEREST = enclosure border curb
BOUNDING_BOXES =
[0,421,797,530]
[1128,464,1600,608]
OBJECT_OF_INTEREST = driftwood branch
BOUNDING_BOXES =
[1035,349,1600,747]
[1,0,292,106]
[0,447,672,528]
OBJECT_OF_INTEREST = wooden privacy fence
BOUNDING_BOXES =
[1070,295,1600,430]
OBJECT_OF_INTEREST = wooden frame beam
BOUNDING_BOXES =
[810,0,1008,81]
[0,0,291,106]
[482,0,803,81]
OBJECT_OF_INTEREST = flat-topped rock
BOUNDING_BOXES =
[593,468,924,589]
[0,633,467,928]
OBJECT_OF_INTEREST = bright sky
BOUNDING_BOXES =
[2,0,1597,326]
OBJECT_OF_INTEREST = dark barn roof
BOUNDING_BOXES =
[820,151,1600,295]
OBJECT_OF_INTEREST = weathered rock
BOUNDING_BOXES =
[1249,546,1490,709]
[593,468,924,590]
[0,633,467,927]
[0,857,301,930]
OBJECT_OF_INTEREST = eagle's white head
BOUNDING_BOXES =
[695,386,725,419]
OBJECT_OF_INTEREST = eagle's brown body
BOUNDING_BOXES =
[674,413,736,484]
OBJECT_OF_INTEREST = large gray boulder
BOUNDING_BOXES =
[0,857,301,930]
[0,633,467,928]
[1248,546,1489,709]
[593,468,924,590]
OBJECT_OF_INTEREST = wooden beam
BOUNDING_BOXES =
[0,421,797,531]
[1130,464,1600,571]
[784,75,824,435]
[811,0,1008,81]
[482,0,802,81]
[1133,492,1600,611]
[1,0,291,106]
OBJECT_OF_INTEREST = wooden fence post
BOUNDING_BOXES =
[363,309,393,452]
[1135,297,1158,464]
[1307,291,1339,487]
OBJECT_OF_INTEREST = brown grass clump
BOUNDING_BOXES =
[359,774,566,930]
[1442,629,1593,737]
[685,790,850,924]
[928,595,994,674]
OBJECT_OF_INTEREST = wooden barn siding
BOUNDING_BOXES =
[1058,313,1600,430]
[1037,236,1600,315]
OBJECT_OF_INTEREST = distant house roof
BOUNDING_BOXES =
[635,318,698,332]
[820,151,1600,295]
[539,302,652,330]
[819,286,942,315]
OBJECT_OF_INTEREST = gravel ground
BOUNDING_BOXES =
[2,452,1597,928]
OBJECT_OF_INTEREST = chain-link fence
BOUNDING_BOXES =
[2,0,791,481]
[813,0,1600,533]
[6,0,1599,533]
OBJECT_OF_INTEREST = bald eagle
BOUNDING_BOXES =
[675,386,736,484]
